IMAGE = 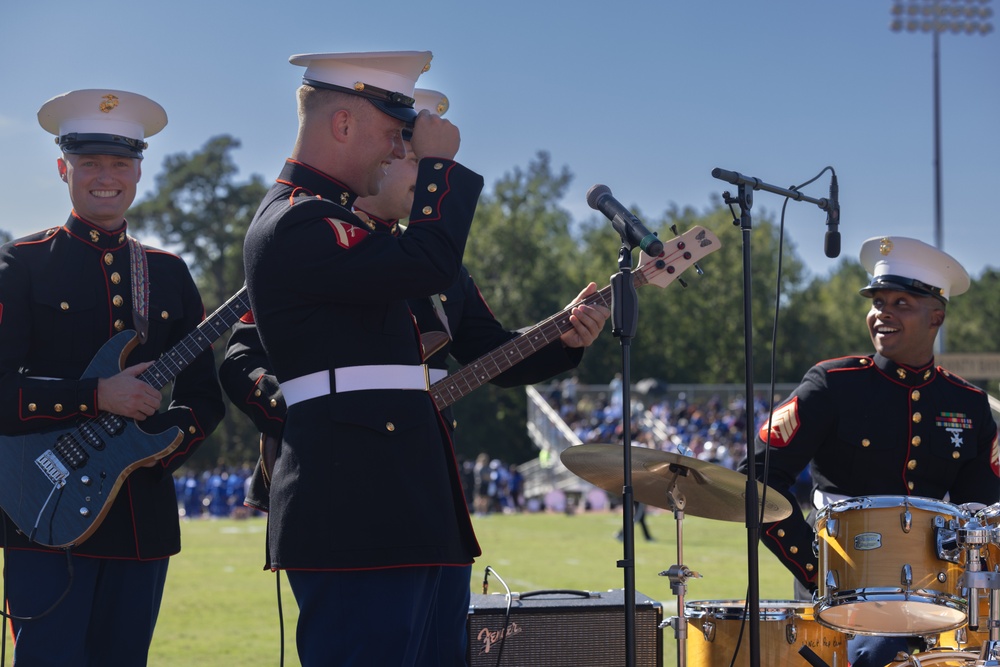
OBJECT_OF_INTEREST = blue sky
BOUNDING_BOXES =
[1,0,996,280]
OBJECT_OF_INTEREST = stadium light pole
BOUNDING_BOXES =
[889,0,993,353]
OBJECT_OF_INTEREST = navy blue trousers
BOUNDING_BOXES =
[286,564,472,667]
[4,549,169,667]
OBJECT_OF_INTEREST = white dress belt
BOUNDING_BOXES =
[281,365,449,407]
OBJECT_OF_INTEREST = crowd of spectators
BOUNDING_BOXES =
[174,379,808,519]
[174,464,256,519]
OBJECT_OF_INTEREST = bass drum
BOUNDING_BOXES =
[685,599,848,667]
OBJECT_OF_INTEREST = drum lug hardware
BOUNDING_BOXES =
[901,563,913,586]
[785,621,797,644]
[701,620,716,642]
[936,517,963,563]
[826,570,839,590]
[826,518,839,539]
[901,509,912,533]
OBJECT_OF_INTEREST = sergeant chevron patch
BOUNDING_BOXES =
[760,397,800,448]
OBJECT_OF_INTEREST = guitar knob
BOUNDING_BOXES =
[79,508,90,517]
[81,476,91,486]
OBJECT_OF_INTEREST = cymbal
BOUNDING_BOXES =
[560,444,792,523]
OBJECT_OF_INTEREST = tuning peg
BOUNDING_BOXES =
[670,225,705,277]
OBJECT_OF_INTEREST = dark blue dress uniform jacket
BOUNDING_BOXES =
[741,353,1000,589]
[0,214,225,559]
[222,215,585,515]
[243,158,485,571]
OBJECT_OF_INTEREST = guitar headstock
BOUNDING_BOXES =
[636,225,721,289]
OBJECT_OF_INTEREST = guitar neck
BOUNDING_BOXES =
[430,275,644,410]
[140,286,251,390]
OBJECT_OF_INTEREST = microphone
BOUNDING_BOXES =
[587,184,664,257]
[823,173,840,258]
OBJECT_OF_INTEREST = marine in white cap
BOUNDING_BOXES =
[740,235,998,667]
[241,52,486,666]
[0,89,223,666]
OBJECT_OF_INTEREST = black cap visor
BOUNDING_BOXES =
[859,274,947,304]
[58,133,145,159]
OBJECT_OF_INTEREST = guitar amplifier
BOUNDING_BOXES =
[466,588,663,667]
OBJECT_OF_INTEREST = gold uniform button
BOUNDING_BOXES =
[113,295,124,307]
[422,206,433,215]
[862,439,871,448]
[104,253,114,266]
[427,183,438,193]
[805,563,814,572]
[913,412,922,424]
[439,294,448,302]
[254,389,262,397]
[789,546,799,554]
[953,451,961,459]
[111,272,121,284]
[385,422,395,432]
[911,390,920,401]
[907,460,917,470]
[859,358,870,366]
[908,481,915,491]
[60,302,70,311]
[54,404,63,413]
[269,399,277,408]
[161,311,169,319]
[27,403,37,412]
[452,419,458,429]
[79,404,88,412]
[114,319,125,331]
[777,529,786,538]
[189,426,197,434]
[912,436,921,446]
[433,162,444,170]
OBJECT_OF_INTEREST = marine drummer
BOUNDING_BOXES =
[740,235,1000,666]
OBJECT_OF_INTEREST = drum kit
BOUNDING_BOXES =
[561,443,1000,667]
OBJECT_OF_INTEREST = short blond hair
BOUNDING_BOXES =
[296,84,373,126]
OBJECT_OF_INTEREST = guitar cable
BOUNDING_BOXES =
[1,519,76,664]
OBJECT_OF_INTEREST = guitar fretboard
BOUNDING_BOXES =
[140,286,251,390]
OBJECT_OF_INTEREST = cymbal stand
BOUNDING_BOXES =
[658,479,701,667]
[957,515,1000,665]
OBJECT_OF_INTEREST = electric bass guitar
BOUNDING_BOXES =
[260,226,720,482]
[0,287,252,548]
[429,225,720,409]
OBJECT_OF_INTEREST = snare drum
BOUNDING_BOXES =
[884,650,981,666]
[815,495,969,636]
[685,600,848,667]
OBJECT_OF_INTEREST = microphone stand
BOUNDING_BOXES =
[711,167,835,667]
[611,240,640,667]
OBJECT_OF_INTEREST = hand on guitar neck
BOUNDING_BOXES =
[96,361,160,421]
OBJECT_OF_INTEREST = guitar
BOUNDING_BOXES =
[260,226,720,482]
[429,225,720,409]
[0,287,252,548]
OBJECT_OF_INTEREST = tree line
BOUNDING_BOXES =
[6,136,998,465]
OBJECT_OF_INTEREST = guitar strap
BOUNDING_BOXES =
[127,237,150,344]
[429,295,453,341]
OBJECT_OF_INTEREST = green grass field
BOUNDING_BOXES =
[1,509,795,667]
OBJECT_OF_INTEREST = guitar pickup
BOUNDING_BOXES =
[96,413,126,437]
[53,433,89,469]
[35,449,70,488]
[78,422,106,451]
